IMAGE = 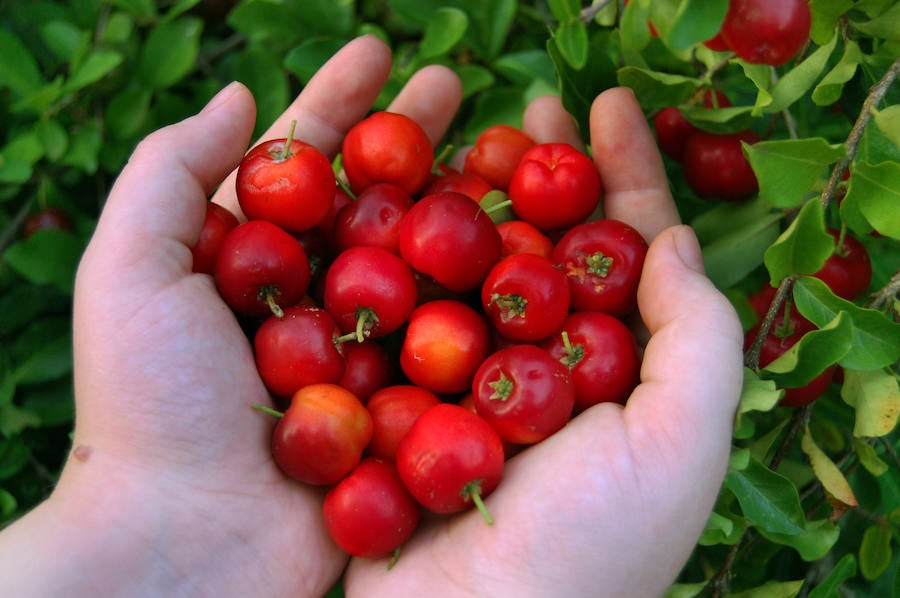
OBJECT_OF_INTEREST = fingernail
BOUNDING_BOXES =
[673,225,706,274]
[202,81,241,114]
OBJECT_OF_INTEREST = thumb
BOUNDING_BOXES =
[83,82,256,283]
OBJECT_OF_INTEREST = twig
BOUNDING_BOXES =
[744,276,796,370]
[580,0,615,24]
[820,54,900,210]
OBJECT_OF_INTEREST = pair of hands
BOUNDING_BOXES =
[0,35,744,597]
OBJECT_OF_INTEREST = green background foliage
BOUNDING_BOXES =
[1,1,899,596]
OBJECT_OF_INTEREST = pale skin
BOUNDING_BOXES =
[0,35,744,597]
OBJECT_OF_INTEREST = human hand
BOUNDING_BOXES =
[344,91,744,596]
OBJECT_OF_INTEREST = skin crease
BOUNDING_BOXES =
[0,35,744,598]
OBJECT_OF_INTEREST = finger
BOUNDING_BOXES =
[627,225,744,458]
[386,64,463,145]
[590,87,680,242]
[86,82,256,279]
[212,34,394,216]
[522,95,585,151]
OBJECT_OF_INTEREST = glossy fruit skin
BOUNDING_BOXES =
[508,142,602,231]
[472,344,575,445]
[323,245,418,340]
[323,458,421,558]
[654,90,732,162]
[721,0,812,66]
[341,111,434,196]
[745,313,835,408]
[396,403,504,515]
[480,253,570,343]
[399,192,502,293]
[682,130,760,202]
[551,219,648,317]
[331,183,414,255]
[254,305,346,398]
[422,171,493,203]
[337,341,394,405]
[813,229,872,301]
[542,311,641,411]
[463,124,536,192]
[214,220,311,318]
[236,138,336,233]
[496,219,554,259]
[400,299,491,395]
[271,383,373,485]
[191,202,240,274]
[366,385,441,461]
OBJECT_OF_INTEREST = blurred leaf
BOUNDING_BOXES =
[419,7,468,59]
[137,17,203,89]
[60,119,103,174]
[493,50,557,86]
[284,38,349,85]
[227,0,305,44]
[235,45,289,140]
[34,119,69,163]
[794,276,900,371]
[102,12,135,44]
[724,457,806,536]
[40,20,89,63]
[0,154,33,185]
[107,0,156,21]
[812,39,862,106]
[745,138,844,208]
[752,34,839,116]
[0,438,30,480]
[800,425,858,517]
[807,553,856,598]
[63,49,124,93]
[617,66,698,110]
[454,64,495,100]
[852,438,889,476]
[761,312,853,387]
[729,580,804,598]
[106,87,153,139]
[2,229,86,294]
[0,402,42,436]
[619,0,652,52]
[0,30,43,96]
[859,524,893,580]
[809,0,855,45]
[0,488,17,520]
[699,207,782,289]
[162,0,202,22]
[547,0,579,21]
[852,2,900,40]
[841,369,900,438]
[22,381,75,427]
[854,172,900,243]
[13,333,72,386]
[553,20,588,70]
[680,105,754,134]
[654,0,729,51]
[763,199,833,285]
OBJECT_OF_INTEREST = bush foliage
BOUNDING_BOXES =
[1,1,899,596]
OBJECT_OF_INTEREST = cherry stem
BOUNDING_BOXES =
[337,176,356,200]
[334,331,360,345]
[466,483,494,526]
[251,403,284,418]
[279,119,297,161]
[432,144,455,172]
[482,199,513,215]
[559,330,583,368]
[262,288,284,319]
[387,547,402,571]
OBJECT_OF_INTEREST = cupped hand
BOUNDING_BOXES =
[344,92,744,596]
[55,35,460,597]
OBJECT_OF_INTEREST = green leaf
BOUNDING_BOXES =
[162,0,202,22]
[493,50,557,86]
[553,20,589,70]
[730,580,805,598]
[107,0,156,21]
[0,154,33,185]
[763,199,833,285]
[227,0,305,45]
[0,488,17,520]
[698,206,782,289]
[724,457,806,536]
[812,40,862,106]
[40,20,89,63]
[283,38,349,85]
[859,524,893,580]
[616,66,699,111]
[794,276,900,371]
[419,7,469,59]
[738,367,783,415]
[102,12,135,44]
[35,119,69,163]
[844,162,900,239]
[60,120,102,174]
[841,369,900,438]
[12,333,72,386]
[800,425,858,514]
[808,553,856,598]
[698,509,745,546]
[0,401,42,436]
[809,0,855,45]
[619,0,652,52]
[547,0,580,21]
[106,87,153,139]
[870,107,900,155]
[0,30,44,96]
[852,438,889,476]
[752,33,839,116]
[761,311,853,388]
[137,17,203,89]
[454,64,496,100]
[2,229,86,294]
[852,2,900,40]
[745,138,845,208]
[679,105,754,135]
[655,0,729,51]
[758,518,840,561]
[235,46,289,141]
[0,437,30,480]
[63,49,124,93]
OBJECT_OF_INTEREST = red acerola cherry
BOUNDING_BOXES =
[720,0,812,66]
[682,130,760,202]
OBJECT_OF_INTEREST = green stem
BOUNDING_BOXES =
[279,119,297,161]
[251,403,284,418]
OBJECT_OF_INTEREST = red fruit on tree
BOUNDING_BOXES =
[720,0,812,66]
[813,229,872,301]
[682,130,760,202]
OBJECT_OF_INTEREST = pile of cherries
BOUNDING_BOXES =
[192,112,647,561]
